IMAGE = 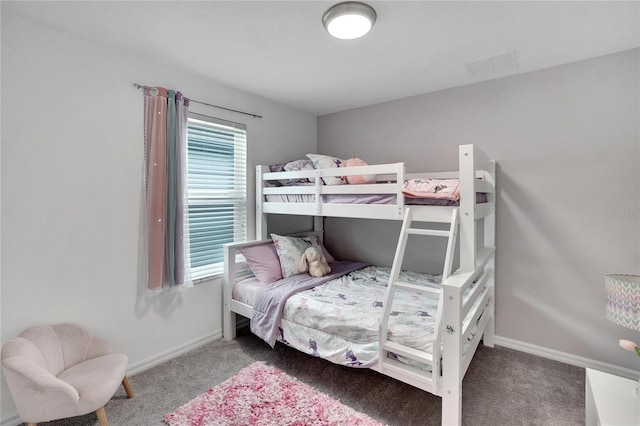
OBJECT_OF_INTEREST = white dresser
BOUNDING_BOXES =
[586,368,639,425]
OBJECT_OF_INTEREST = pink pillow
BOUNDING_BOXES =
[342,157,376,184]
[238,244,282,284]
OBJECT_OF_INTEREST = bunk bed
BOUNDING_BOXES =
[223,144,496,426]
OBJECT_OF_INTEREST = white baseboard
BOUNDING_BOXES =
[494,335,638,380]
[0,413,20,426]
[127,330,222,376]
[1,330,223,426]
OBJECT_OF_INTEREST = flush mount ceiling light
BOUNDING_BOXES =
[322,2,377,40]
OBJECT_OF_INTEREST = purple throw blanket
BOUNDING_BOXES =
[251,260,368,347]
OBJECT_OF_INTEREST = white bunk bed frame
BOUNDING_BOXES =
[223,144,496,426]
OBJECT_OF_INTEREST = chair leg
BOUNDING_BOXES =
[96,406,108,426]
[122,375,134,398]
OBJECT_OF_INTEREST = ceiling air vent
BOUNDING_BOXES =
[467,49,519,77]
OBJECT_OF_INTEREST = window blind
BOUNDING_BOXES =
[187,116,247,280]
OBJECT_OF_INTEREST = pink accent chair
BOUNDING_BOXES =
[1,324,133,426]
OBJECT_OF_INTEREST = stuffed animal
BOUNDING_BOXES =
[298,246,331,278]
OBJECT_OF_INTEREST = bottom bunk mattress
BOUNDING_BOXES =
[265,193,481,206]
[233,264,443,368]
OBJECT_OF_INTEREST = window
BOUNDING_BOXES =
[187,114,247,280]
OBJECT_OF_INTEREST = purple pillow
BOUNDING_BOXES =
[238,244,282,285]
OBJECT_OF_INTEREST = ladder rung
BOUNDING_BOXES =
[407,228,449,237]
[382,340,433,364]
[393,281,441,295]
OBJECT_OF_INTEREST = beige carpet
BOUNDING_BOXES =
[24,327,585,425]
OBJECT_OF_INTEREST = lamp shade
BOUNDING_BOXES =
[605,274,640,330]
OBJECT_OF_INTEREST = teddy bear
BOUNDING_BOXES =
[298,246,331,278]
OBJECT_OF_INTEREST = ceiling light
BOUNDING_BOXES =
[323,2,377,40]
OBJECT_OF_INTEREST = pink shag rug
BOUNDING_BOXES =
[163,361,384,426]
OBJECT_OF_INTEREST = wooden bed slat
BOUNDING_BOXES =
[381,340,434,364]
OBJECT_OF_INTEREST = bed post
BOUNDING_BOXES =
[441,283,463,426]
[458,145,476,272]
[256,165,268,239]
[223,244,237,340]
[483,160,497,347]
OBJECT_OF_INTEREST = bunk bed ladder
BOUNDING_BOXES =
[378,207,459,391]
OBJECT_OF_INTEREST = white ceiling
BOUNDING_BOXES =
[4,1,639,115]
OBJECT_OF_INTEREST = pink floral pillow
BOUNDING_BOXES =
[306,154,345,185]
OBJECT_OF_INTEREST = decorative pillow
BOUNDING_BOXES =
[238,243,282,284]
[283,159,315,183]
[303,235,335,264]
[269,161,311,186]
[267,163,286,186]
[402,178,461,201]
[342,156,376,184]
[306,154,345,185]
[271,234,331,278]
[268,163,286,173]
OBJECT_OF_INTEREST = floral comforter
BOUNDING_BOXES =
[276,266,442,368]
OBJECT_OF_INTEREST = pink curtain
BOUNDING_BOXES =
[143,87,191,291]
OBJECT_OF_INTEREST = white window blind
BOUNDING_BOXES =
[187,115,247,280]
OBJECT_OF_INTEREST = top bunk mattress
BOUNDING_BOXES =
[265,192,487,206]
[259,147,495,221]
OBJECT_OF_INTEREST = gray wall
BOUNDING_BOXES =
[318,49,640,371]
[0,10,316,420]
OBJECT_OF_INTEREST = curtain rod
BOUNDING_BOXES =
[133,83,263,119]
